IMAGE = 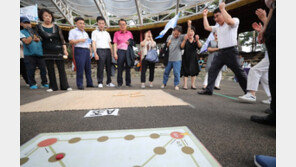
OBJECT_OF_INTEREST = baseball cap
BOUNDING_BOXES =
[20,16,30,23]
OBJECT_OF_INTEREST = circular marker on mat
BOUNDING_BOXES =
[48,153,65,162]
[153,147,166,155]
[124,135,135,140]
[68,137,81,144]
[150,133,160,139]
[97,136,109,142]
[182,146,194,154]
[20,157,29,165]
[170,132,184,139]
[38,138,58,147]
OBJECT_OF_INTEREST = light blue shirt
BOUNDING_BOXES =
[68,28,91,48]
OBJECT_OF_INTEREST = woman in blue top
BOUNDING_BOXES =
[37,9,72,92]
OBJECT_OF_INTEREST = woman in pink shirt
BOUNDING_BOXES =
[113,19,133,87]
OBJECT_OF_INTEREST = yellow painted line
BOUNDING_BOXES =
[26,147,39,157]
[80,138,98,141]
[164,138,174,148]
[142,138,175,166]
[48,146,56,154]
[58,160,66,167]
[108,137,124,139]
[190,154,200,167]
[49,146,66,167]
[180,139,187,146]
[141,154,157,167]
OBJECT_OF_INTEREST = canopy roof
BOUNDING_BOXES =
[20,0,218,27]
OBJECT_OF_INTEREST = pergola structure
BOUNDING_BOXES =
[20,0,217,27]
[20,0,267,43]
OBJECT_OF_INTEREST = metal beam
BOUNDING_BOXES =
[176,0,180,14]
[50,0,74,26]
[134,0,143,25]
[93,0,110,27]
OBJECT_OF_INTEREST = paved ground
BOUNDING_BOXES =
[20,69,275,167]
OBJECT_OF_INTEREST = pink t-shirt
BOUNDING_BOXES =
[113,30,133,50]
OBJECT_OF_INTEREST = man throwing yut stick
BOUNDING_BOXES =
[198,2,247,95]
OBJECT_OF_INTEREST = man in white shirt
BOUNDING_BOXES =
[69,17,93,90]
[198,2,247,95]
[92,16,115,88]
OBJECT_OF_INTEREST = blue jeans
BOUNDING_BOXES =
[163,61,181,86]
[74,47,93,88]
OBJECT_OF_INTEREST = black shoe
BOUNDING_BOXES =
[117,85,122,88]
[78,87,84,90]
[250,114,276,126]
[87,85,94,88]
[183,87,188,90]
[198,90,213,95]
[214,86,221,90]
[202,87,206,90]
[126,84,132,87]
[191,87,197,90]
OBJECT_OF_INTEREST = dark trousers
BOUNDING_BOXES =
[117,49,131,86]
[45,59,69,90]
[24,56,48,86]
[96,49,112,84]
[206,47,247,93]
[20,58,29,84]
[141,58,155,83]
[74,47,93,88]
[265,9,276,118]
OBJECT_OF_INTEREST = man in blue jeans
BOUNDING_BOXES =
[69,17,93,90]
[161,26,184,90]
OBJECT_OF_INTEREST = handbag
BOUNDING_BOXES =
[145,49,159,63]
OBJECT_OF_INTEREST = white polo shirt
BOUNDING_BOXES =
[68,28,90,48]
[211,18,239,49]
[91,29,111,49]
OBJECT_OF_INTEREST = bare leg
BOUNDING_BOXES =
[191,76,196,88]
[183,77,188,89]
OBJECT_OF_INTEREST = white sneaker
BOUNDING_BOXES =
[175,86,179,91]
[149,83,153,88]
[98,84,103,88]
[238,93,256,103]
[160,84,166,89]
[46,89,53,92]
[106,83,115,87]
[141,83,145,89]
[261,98,271,105]
[67,87,72,91]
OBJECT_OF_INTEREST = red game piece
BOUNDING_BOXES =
[55,154,64,160]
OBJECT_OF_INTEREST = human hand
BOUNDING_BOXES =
[80,38,87,43]
[95,53,99,60]
[252,22,263,32]
[126,41,130,45]
[33,35,39,42]
[255,8,267,22]
[114,53,118,60]
[219,2,226,10]
[195,34,200,41]
[63,50,69,56]
[184,35,188,41]
[203,9,208,17]
[187,20,192,26]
